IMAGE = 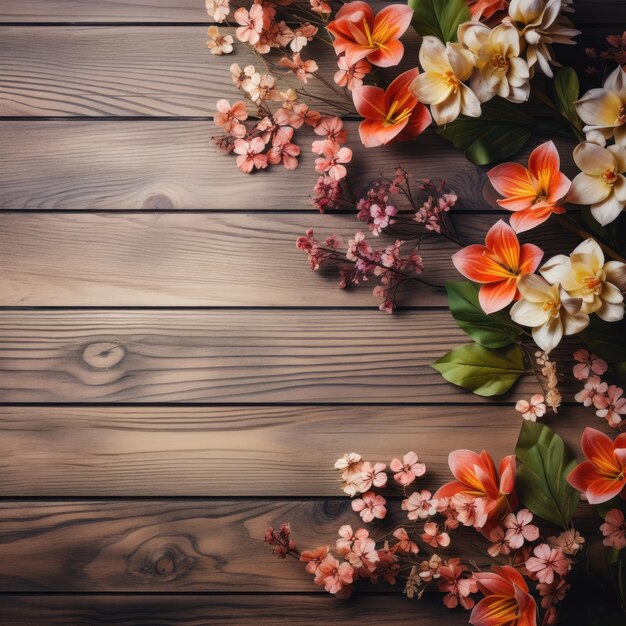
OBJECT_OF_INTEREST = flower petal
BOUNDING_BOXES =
[573,141,616,176]
[479,279,518,314]
[452,245,513,283]
[485,220,520,271]
[488,163,535,202]
[352,85,386,119]
[410,72,450,105]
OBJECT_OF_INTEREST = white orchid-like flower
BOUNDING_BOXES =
[540,239,626,322]
[508,0,580,77]
[510,274,589,353]
[567,141,626,226]
[458,21,530,104]
[576,67,626,146]
[409,36,481,126]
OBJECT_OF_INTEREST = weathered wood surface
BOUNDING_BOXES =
[0,594,470,625]
[0,0,620,23]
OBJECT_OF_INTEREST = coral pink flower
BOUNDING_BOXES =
[390,451,426,486]
[300,545,329,574]
[575,375,608,407]
[470,565,537,626]
[278,53,319,83]
[573,349,608,380]
[568,428,626,503]
[312,116,347,154]
[467,0,507,19]
[213,99,248,133]
[503,509,540,549]
[452,493,489,529]
[336,524,368,555]
[267,137,300,170]
[452,220,543,314]
[438,558,478,610]
[233,4,265,44]
[595,385,626,428]
[314,554,354,596]
[310,0,331,15]
[422,522,451,548]
[537,578,570,609]
[487,526,512,558]
[525,544,570,584]
[359,461,387,490]
[314,145,352,181]
[436,449,518,533]
[392,527,419,554]
[327,1,414,67]
[346,536,379,570]
[488,141,572,233]
[233,137,267,173]
[515,394,547,422]
[353,68,431,148]
[601,508,626,549]
[334,56,371,90]
[402,490,436,521]
[352,490,387,522]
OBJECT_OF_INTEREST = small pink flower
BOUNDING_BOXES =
[595,385,626,428]
[402,490,436,521]
[574,375,608,407]
[515,394,547,422]
[390,451,426,486]
[421,522,450,548]
[359,461,387,491]
[537,578,570,609]
[503,509,540,549]
[451,493,488,529]
[392,527,419,554]
[314,554,354,596]
[267,138,300,170]
[352,490,387,523]
[288,103,321,129]
[213,99,248,133]
[289,23,318,52]
[314,145,352,181]
[233,137,267,173]
[233,4,265,44]
[300,545,329,574]
[437,558,478,610]
[336,524,368,555]
[573,349,608,380]
[601,509,626,549]
[312,117,347,154]
[525,544,570,584]
[334,56,371,91]
[369,204,398,235]
[488,526,512,558]
[346,536,379,570]
[310,0,331,15]
[278,53,319,83]
[547,529,585,556]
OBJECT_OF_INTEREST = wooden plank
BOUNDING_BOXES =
[0,0,619,24]
[0,308,569,403]
[0,121,577,210]
[0,405,593,496]
[0,594,470,626]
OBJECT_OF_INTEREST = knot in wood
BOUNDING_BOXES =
[82,342,125,368]
[142,193,175,209]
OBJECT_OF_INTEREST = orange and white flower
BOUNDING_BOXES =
[567,141,626,225]
[540,238,626,321]
[575,67,626,146]
[458,22,530,104]
[409,37,481,126]
[510,274,588,353]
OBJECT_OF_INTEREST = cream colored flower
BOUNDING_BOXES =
[508,0,579,77]
[576,67,626,146]
[567,141,626,226]
[410,36,481,126]
[540,239,626,321]
[206,26,234,56]
[510,274,588,353]
[458,21,530,103]
[206,0,229,22]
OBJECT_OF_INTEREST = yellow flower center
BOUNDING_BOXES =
[583,275,602,294]
[384,99,413,126]
[362,17,393,52]
[484,595,520,622]
[603,168,618,186]
[444,71,459,93]
[542,300,560,317]
[491,53,509,72]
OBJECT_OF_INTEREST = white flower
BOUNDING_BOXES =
[540,239,626,321]
[508,0,579,77]
[510,274,588,353]
[458,21,530,104]
[410,36,481,126]
[206,0,229,22]
[567,141,626,226]
[576,67,626,146]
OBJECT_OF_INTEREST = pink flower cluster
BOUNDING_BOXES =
[573,349,626,428]
[601,508,626,549]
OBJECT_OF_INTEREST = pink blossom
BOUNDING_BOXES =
[390,451,426,486]
[334,56,371,91]
[503,509,540,549]
[310,0,331,15]
[278,53,319,83]
[488,526,512,558]
[537,578,570,609]
[525,544,570,584]
[573,349,608,380]
[574,375,608,407]
[311,175,342,212]
[336,524,368,555]
[371,549,400,584]
[288,103,321,129]
[300,545,329,574]
[595,385,626,427]
[213,99,247,133]
[230,63,256,90]
[451,493,489,529]
[392,527,419,555]
[346,536,379,571]
[312,117,347,155]
[352,490,387,523]
[233,4,265,44]
[515,394,547,422]
[359,461,387,491]
[437,558,477,610]
[368,204,398,236]
[314,145,352,181]
[267,136,300,170]
[314,554,354,596]
[205,0,230,22]
[402,490,436,521]
[601,509,626,549]
[289,23,318,52]
[233,137,267,173]
[546,529,585,556]
[422,522,450,548]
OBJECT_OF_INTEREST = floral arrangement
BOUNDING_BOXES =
[206,0,626,622]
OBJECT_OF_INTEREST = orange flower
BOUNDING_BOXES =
[467,0,507,20]
[470,565,537,626]
[327,1,413,68]
[435,449,518,533]
[487,141,571,233]
[352,68,431,148]
[568,427,626,504]
[452,220,543,314]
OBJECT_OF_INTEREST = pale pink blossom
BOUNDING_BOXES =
[515,394,547,421]
[359,461,387,491]
[300,546,329,574]
[503,509,540,549]
[334,56,371,91]
[206,26,234,55]
[392,527,419,555]
[233,137,267,173]
[278,53,319,83]
[537,578,570,609]
[246,73,280,103]
[334,452,362,477]
[488,526,512,558]
[346,536,379,570]
[369,204,398,236]
[352,490,387,523]
[595,385,626,427]
[390,451,426,486]
[230,63,256,90]
[233,4,265,44]
[525,544,570,584]
[402,490,436,521]
[213,99,247,133]
[336,525,368,555]
[451,493,488,529]
[267,137,300,170]
[601,509,626,549]
[314,554,354,596]
[290,23,317,52]
[310,0,331,15]
[288,103,321,129]
[314,145,352,181]
[573,349,608,380]
[206,0,229,22]
[437,558,478,610]
[421,522,450,548]
[312,117,347,155]
[547,529,585,556]
[575,375,608,407]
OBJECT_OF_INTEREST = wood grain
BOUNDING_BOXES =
[0,405,593,496]
[0,0,620,23]
[0,122,577,210]
[0,594,471,625]
[0,308,571,403]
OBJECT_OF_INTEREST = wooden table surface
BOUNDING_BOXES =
[0,2,622,624]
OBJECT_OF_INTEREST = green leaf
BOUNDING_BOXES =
[581,316,626,363]
[515,421,579,529]
[549,67,582,132]
[432,342,525,396]
[446,281,521,348]
[437,99,536,165]
[408,0,470,43]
